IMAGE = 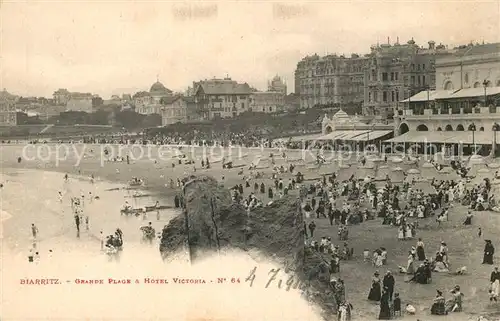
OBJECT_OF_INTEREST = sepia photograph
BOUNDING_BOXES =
[1,1,500,320]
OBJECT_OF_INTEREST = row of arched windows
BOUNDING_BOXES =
[416,124,485,131]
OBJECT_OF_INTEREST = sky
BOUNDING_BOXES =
[1,0,499,98]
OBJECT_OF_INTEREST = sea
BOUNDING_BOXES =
[0,168,322,321]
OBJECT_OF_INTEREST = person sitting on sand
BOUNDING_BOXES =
[463,211,473,225]
[431,290,446,315]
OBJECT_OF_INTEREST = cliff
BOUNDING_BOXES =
[159,174,336,318]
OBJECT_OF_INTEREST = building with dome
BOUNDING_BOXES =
[318,109,394,148]
[248,75,287,113]
[134,79,174,115]
[268,75,287,95]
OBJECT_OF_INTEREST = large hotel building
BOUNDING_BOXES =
[295,39,454,119]
[318,42,500,157]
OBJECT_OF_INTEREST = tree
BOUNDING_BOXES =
[115,110,145,130]
[92,96,103,107]
[140,113,162,128]
[16,112,44,125]
[88,110,110,125]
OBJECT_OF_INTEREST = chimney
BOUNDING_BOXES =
[428,41,436,50]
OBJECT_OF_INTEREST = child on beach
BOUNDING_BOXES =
[363,249,370,262]
[393,293,402,316]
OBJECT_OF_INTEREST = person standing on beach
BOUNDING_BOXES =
[74,214,80,233]
[308,221,316,237]
[31,223,38,240]
[100,231,104,250]
[80,192,85,208]
[483,240,495,265]
[85,214,89,231]
[58,191,63,203]
[155,201,160,220]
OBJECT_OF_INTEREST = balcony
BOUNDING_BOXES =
[402,106,500,120]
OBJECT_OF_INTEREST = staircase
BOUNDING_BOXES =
[39,124,54,134]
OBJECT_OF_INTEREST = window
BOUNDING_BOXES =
[396,91,399,102]
[411,76,415,84]
[417,64,420,71]
[368,92,372,102]
[374,92,378,102]
[390,72,394,81]
[395,72,399,81]
[391,91,395,102]
[418,76,421,85]
[422,64,426,70]
[382,72,388,81]
[422,75,426,86]
[241,102,244,109]
[383,91,388,102]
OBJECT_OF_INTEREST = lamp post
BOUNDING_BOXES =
[493,123,499,158]
[470,122,476,155]
[426,85,430,109]
[483,79,490,107]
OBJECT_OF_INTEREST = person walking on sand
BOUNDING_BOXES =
[483,240,495,265]
[100,231,104,250]
[308,221,316,237]
[155,201,160,220]
[74,214,80,233]
[416,238,426,261]
[31,223,38,241]
[85,215,89,231]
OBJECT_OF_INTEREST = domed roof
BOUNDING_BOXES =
[150,81,166,92]
[333,109,349,119]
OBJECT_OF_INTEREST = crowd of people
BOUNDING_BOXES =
[15,130,500,320]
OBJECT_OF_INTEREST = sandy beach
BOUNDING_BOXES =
[1,142,500,320]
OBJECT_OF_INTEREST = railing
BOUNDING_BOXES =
[403,105,500,118]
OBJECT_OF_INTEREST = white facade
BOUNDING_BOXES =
[436,45,500,91]
[250,91,285,113]
[66,97,93,113]
[161,97,188,126]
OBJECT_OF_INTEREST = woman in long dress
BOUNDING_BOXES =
[431,290,446,315]
[378,287,391,320]
[416,238,426,261]
[405,224,413,239]
[417,205,425,218]
[491,279,500,301]
[398,226,405,240]
[368,272,382,301]
[406,251,415,274]
[483,240,495,265]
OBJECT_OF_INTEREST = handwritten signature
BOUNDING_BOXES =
[245,266,305,291]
